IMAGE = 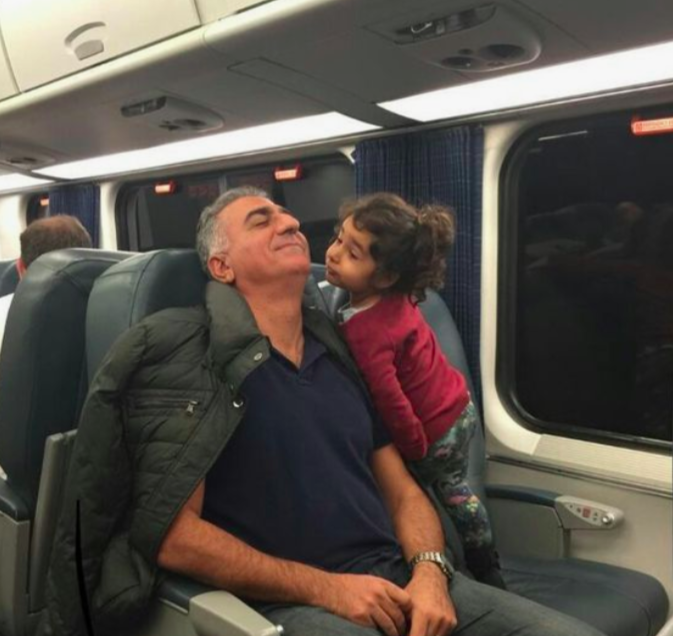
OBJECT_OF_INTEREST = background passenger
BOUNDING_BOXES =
[326,193,504,588]
[0,215,92,357]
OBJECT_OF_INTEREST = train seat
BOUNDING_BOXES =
[416,288,669,636]
[0,258,19,297]
[0,249,130,636]
[81,250,669,636]
[85,249,282,636]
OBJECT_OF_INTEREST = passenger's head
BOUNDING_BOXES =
[326,193,455,303]
[18,215,93,277]
[196,186,310,293]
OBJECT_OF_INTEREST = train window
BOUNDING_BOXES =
[116,156,353,261]
[501,109,673,448]
[26,194,50,225]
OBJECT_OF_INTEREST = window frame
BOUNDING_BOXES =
[497,114,672,453]
[115,154,353,254]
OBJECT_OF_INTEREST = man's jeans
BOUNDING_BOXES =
[255,558,604,636]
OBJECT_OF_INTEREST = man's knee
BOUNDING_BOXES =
[448,573,604,636]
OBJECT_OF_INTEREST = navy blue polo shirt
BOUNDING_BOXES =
[203,332,401,573]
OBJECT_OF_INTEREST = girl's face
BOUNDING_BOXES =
[325,216,380,304]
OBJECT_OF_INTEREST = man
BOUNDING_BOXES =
[0,215,93,356]
[44,188,603,636]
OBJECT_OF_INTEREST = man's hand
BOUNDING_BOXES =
[405,564,458,636]
[318,572,413,636]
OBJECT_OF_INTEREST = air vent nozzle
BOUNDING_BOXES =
[120,96,224,133]
[368,5,541,73]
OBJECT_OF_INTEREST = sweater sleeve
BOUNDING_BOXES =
[346,329,428,461]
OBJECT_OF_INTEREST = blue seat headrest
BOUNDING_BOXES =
[0,248,130,512]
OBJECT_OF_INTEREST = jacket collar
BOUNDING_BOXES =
[205,282,267,380]
[204,280,360,392]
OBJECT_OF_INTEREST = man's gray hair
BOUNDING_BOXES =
[195,186,268,273]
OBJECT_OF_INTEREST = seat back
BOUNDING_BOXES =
[0,248,130,636]
[0,259,19,297]
[86,249,207,379]
[419,291,486,502]
[0,249,131,512]
[87,250,327,377]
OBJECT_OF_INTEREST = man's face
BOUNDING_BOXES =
[208,196,310,288]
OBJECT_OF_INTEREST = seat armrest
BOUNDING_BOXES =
[486,485,561,507]
[486,485,624,531]
[158,574,282,636]
[0,479,29,521]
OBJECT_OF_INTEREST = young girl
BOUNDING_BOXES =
[325,192,505,588]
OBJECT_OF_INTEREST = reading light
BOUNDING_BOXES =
[0,174,52,193]
[40,113,377,180]
[274,165,303,181]
[631,116,673,136]
[380,39,673,122]
[154,180,178,195]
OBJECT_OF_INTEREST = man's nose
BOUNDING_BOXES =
[277,212,300,233]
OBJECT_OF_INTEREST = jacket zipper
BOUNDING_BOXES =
[131,398,200,415]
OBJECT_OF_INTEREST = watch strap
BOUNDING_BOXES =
[408,551,454,580]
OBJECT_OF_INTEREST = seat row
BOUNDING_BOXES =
[0,248,668,636]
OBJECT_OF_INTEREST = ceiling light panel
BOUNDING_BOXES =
[40,113,377,180]
[380,40,673,122]
[0,174,52,193]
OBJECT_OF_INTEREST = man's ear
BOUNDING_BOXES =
[207,253,235,285]
[16,258,26,279]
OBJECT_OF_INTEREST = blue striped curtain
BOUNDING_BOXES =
[355,126,484,405]
[49,184,100,247]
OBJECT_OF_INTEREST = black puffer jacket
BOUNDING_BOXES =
[42,282,361,636]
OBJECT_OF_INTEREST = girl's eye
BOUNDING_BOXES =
[349,251,358,260]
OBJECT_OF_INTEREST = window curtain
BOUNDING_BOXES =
[354,126,484,405]
[49,184,100,247]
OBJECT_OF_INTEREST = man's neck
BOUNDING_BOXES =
[243,283,305,367]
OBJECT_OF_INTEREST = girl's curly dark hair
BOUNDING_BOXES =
[337,193,456,302]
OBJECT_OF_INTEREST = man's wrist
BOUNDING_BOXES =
[412,561,447,580]
[408,551,454,581]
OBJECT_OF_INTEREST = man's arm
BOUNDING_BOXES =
[372,444,458,636]
[157,481,412,636]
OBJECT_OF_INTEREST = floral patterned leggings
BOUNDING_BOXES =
[411,400,493,549]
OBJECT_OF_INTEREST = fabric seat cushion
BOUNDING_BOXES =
[503,555,669,636]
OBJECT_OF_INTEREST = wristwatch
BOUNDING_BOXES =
[408,551,454,581]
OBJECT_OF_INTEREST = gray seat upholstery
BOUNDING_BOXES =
[0,249,130,514]
[0,258,19,297]
[87,251,327,377]
[0,248,131,636]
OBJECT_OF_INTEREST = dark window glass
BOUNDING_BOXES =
[26,194,49,225]
[117,156,353,261]
[504,109,673,447]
